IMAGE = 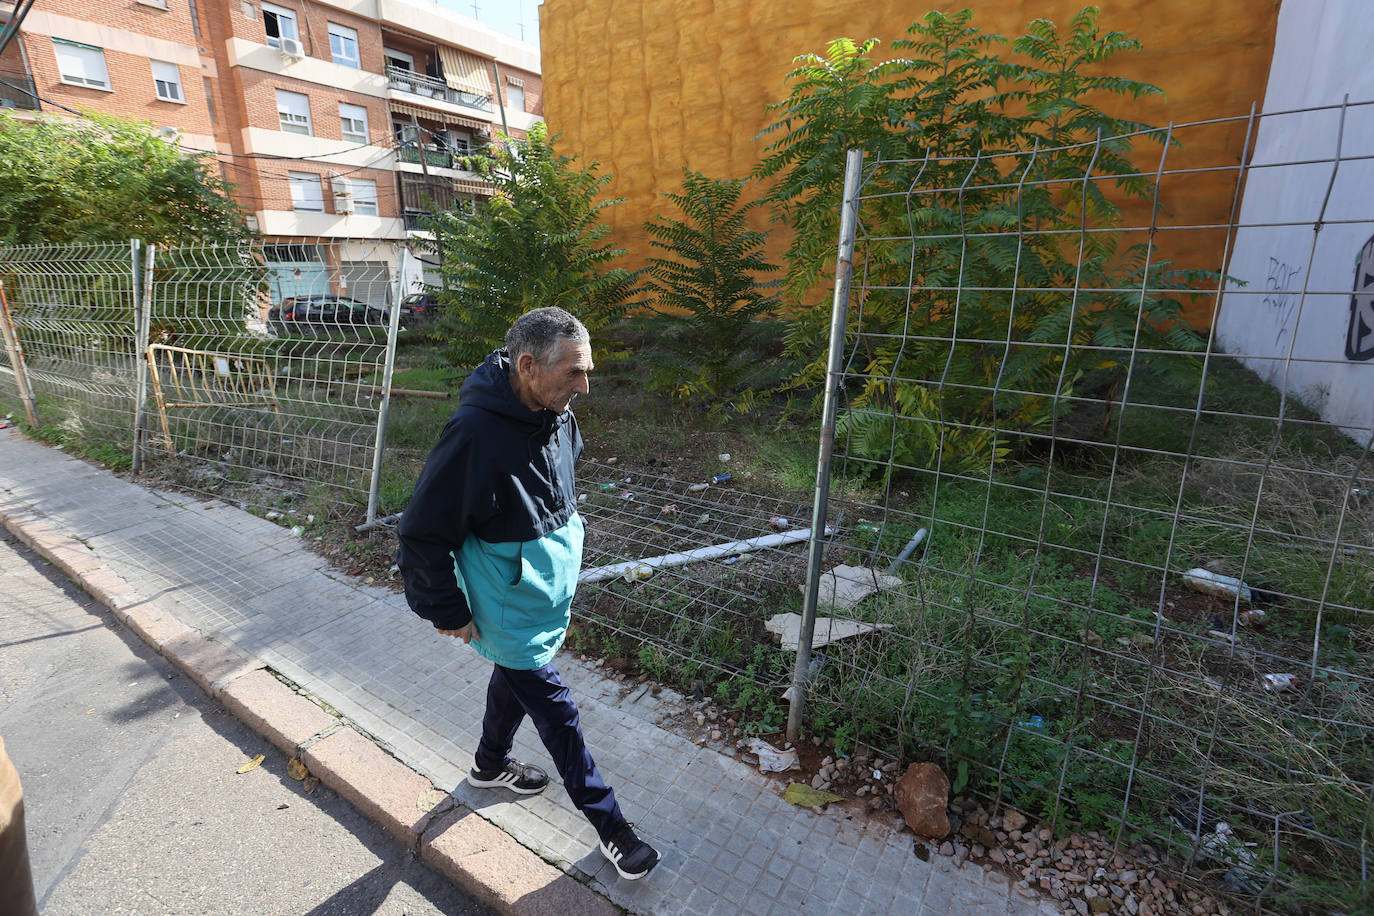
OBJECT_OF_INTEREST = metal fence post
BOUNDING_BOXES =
[131,239,154,473]
[0,279,40,427]
[786,148,865,744]
[366,245,408,524]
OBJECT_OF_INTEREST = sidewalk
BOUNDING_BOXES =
[0,427,1056,916]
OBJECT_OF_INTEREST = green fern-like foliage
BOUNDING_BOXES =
[642,170,780,403]
[421,123,642,368]
[755,8,1207,475]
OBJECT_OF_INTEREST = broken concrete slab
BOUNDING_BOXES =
[765,611,892,650]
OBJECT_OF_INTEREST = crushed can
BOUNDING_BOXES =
[1261,673,1298,692]
[768,516,789,531]
[1238,608,1266,626]
[712,473,732,483]
[687,482,710,492]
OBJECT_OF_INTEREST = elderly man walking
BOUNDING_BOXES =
[396,307,660,880]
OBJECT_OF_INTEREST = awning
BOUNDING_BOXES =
[389,104,490,132]
[505,76,525,88]
[438,47,492,96]
[454,179,494,197]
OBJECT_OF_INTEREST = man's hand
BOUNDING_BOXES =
[437,621,479,644]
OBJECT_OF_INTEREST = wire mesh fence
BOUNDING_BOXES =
[0,238,407,515]
[790,103,1373,910]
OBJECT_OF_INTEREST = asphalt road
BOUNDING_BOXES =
[0,529,491,916]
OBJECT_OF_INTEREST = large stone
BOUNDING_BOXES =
[893,762,950,838]
[1003,808,1028,832]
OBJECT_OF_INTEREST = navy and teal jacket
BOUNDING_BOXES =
[396,349,584,670]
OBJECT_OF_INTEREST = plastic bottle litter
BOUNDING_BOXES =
[718,453,731,462]
[1183,568,1253,603]
[1018,715,1046,729]
[855,523,880,534]
[599,482,616,491]
[577,493,587,503]
[712,473,732,484]
[768,516,790,531]
[619,491,635,501]
[289,525,305,537]
[1261,673,1298,692]
[660,504,680,515]
[687,482,710,492]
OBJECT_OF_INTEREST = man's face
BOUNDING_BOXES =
[518,339,593,414]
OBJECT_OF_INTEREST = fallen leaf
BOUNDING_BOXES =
[276,803,289,810]
[785,782,844,808]
[86,708,94,715]
[236,754,265,774]
[303,776,320,794]
[286,758,309,781]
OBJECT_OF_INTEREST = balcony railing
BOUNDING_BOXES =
[385,65,492,113]
[0,70,40,111]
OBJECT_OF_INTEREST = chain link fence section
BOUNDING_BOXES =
[0,242,140,449]
[799,107,1373,910]
[138,239,403,510]
[0,238,407,512]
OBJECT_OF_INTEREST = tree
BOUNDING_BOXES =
[0,112,252,245]
[424,123,639,368]
[754,7,1207,474]
[643,169,780,404]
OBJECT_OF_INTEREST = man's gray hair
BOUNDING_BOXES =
[505,307,589,366]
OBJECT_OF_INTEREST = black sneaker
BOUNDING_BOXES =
[468,759,549,795]
[599,822,660,880]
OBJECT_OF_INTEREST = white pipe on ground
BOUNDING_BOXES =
[579,527,834,584]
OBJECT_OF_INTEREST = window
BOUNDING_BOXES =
[343,178,378,216]
[276,89,311,135]
[202,76,217,123]
[383,48,413,72]
[53,39,110,90]
[338,102,369,144]
[261,2,299,49]
[506,82,525,113]
[328,23,360,69]
[288,172,324,211]
[188,0,202,37]
[151,61,183,102]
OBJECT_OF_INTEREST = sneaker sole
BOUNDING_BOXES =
[599,840,659,880]
[467,772,547,795]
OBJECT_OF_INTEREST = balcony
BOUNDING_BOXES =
[0,70,39,111]
[386,66,492,114]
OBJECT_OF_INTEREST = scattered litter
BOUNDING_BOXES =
[722,554,753,566]
[661,504,680,515]
[1183,568,1252,603]
[810,564,902,612]
[697,513,710,525]
[768,516,789,531]
[854,522,880,534]
[286,758,309,781]
[577,493,587,503]
[1238,608,1266,626]
[237,754,265,775]
[303,776,320,794]
[306,514,315,524]
[747,738,800,772]
[718,453,731,462]
[785,782,843,807]
[277,803,289,810]
[1261,673,1298,692]
[619,491,635,501]
[599,482,616,491]
[765,612,892,650]
[265,511,281,521]
[687,482,710,492]
[1018,715,1046,729]
[621,565,654,583]
[0,418,13,429]
[712,473,732,483]
[289,525,305,536]
[606,457,618,465]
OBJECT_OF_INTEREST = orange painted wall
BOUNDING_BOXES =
[540,0,1282,323]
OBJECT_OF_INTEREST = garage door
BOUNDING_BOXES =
[340,261,392,307]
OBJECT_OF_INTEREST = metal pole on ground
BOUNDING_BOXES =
[787,148,865,745]
[0,279,40,428]
[366,245,407,524]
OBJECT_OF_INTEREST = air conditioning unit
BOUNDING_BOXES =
[330,174,350,197]
[279,37,304,60]
[334,195,355,214]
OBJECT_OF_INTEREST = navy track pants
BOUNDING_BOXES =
[473,662,624,842]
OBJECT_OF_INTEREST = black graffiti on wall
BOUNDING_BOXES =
[1264,256,1304,347]
[1347,235,1374,362]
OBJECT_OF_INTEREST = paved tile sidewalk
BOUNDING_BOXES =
[0,428,1057,916]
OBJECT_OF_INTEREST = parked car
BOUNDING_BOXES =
[268,295,374,333]
[397,292,441,326]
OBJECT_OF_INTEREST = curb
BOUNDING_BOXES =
[0,506,618,916]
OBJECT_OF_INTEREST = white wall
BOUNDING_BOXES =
[1217,0,1374,443]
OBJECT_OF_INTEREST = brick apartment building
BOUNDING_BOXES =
[0,0,542,303]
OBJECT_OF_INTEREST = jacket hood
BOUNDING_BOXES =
[461,349,564,432]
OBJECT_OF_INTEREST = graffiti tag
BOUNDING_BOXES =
[1263,256,1304,348]
[1346,235,1374,362]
